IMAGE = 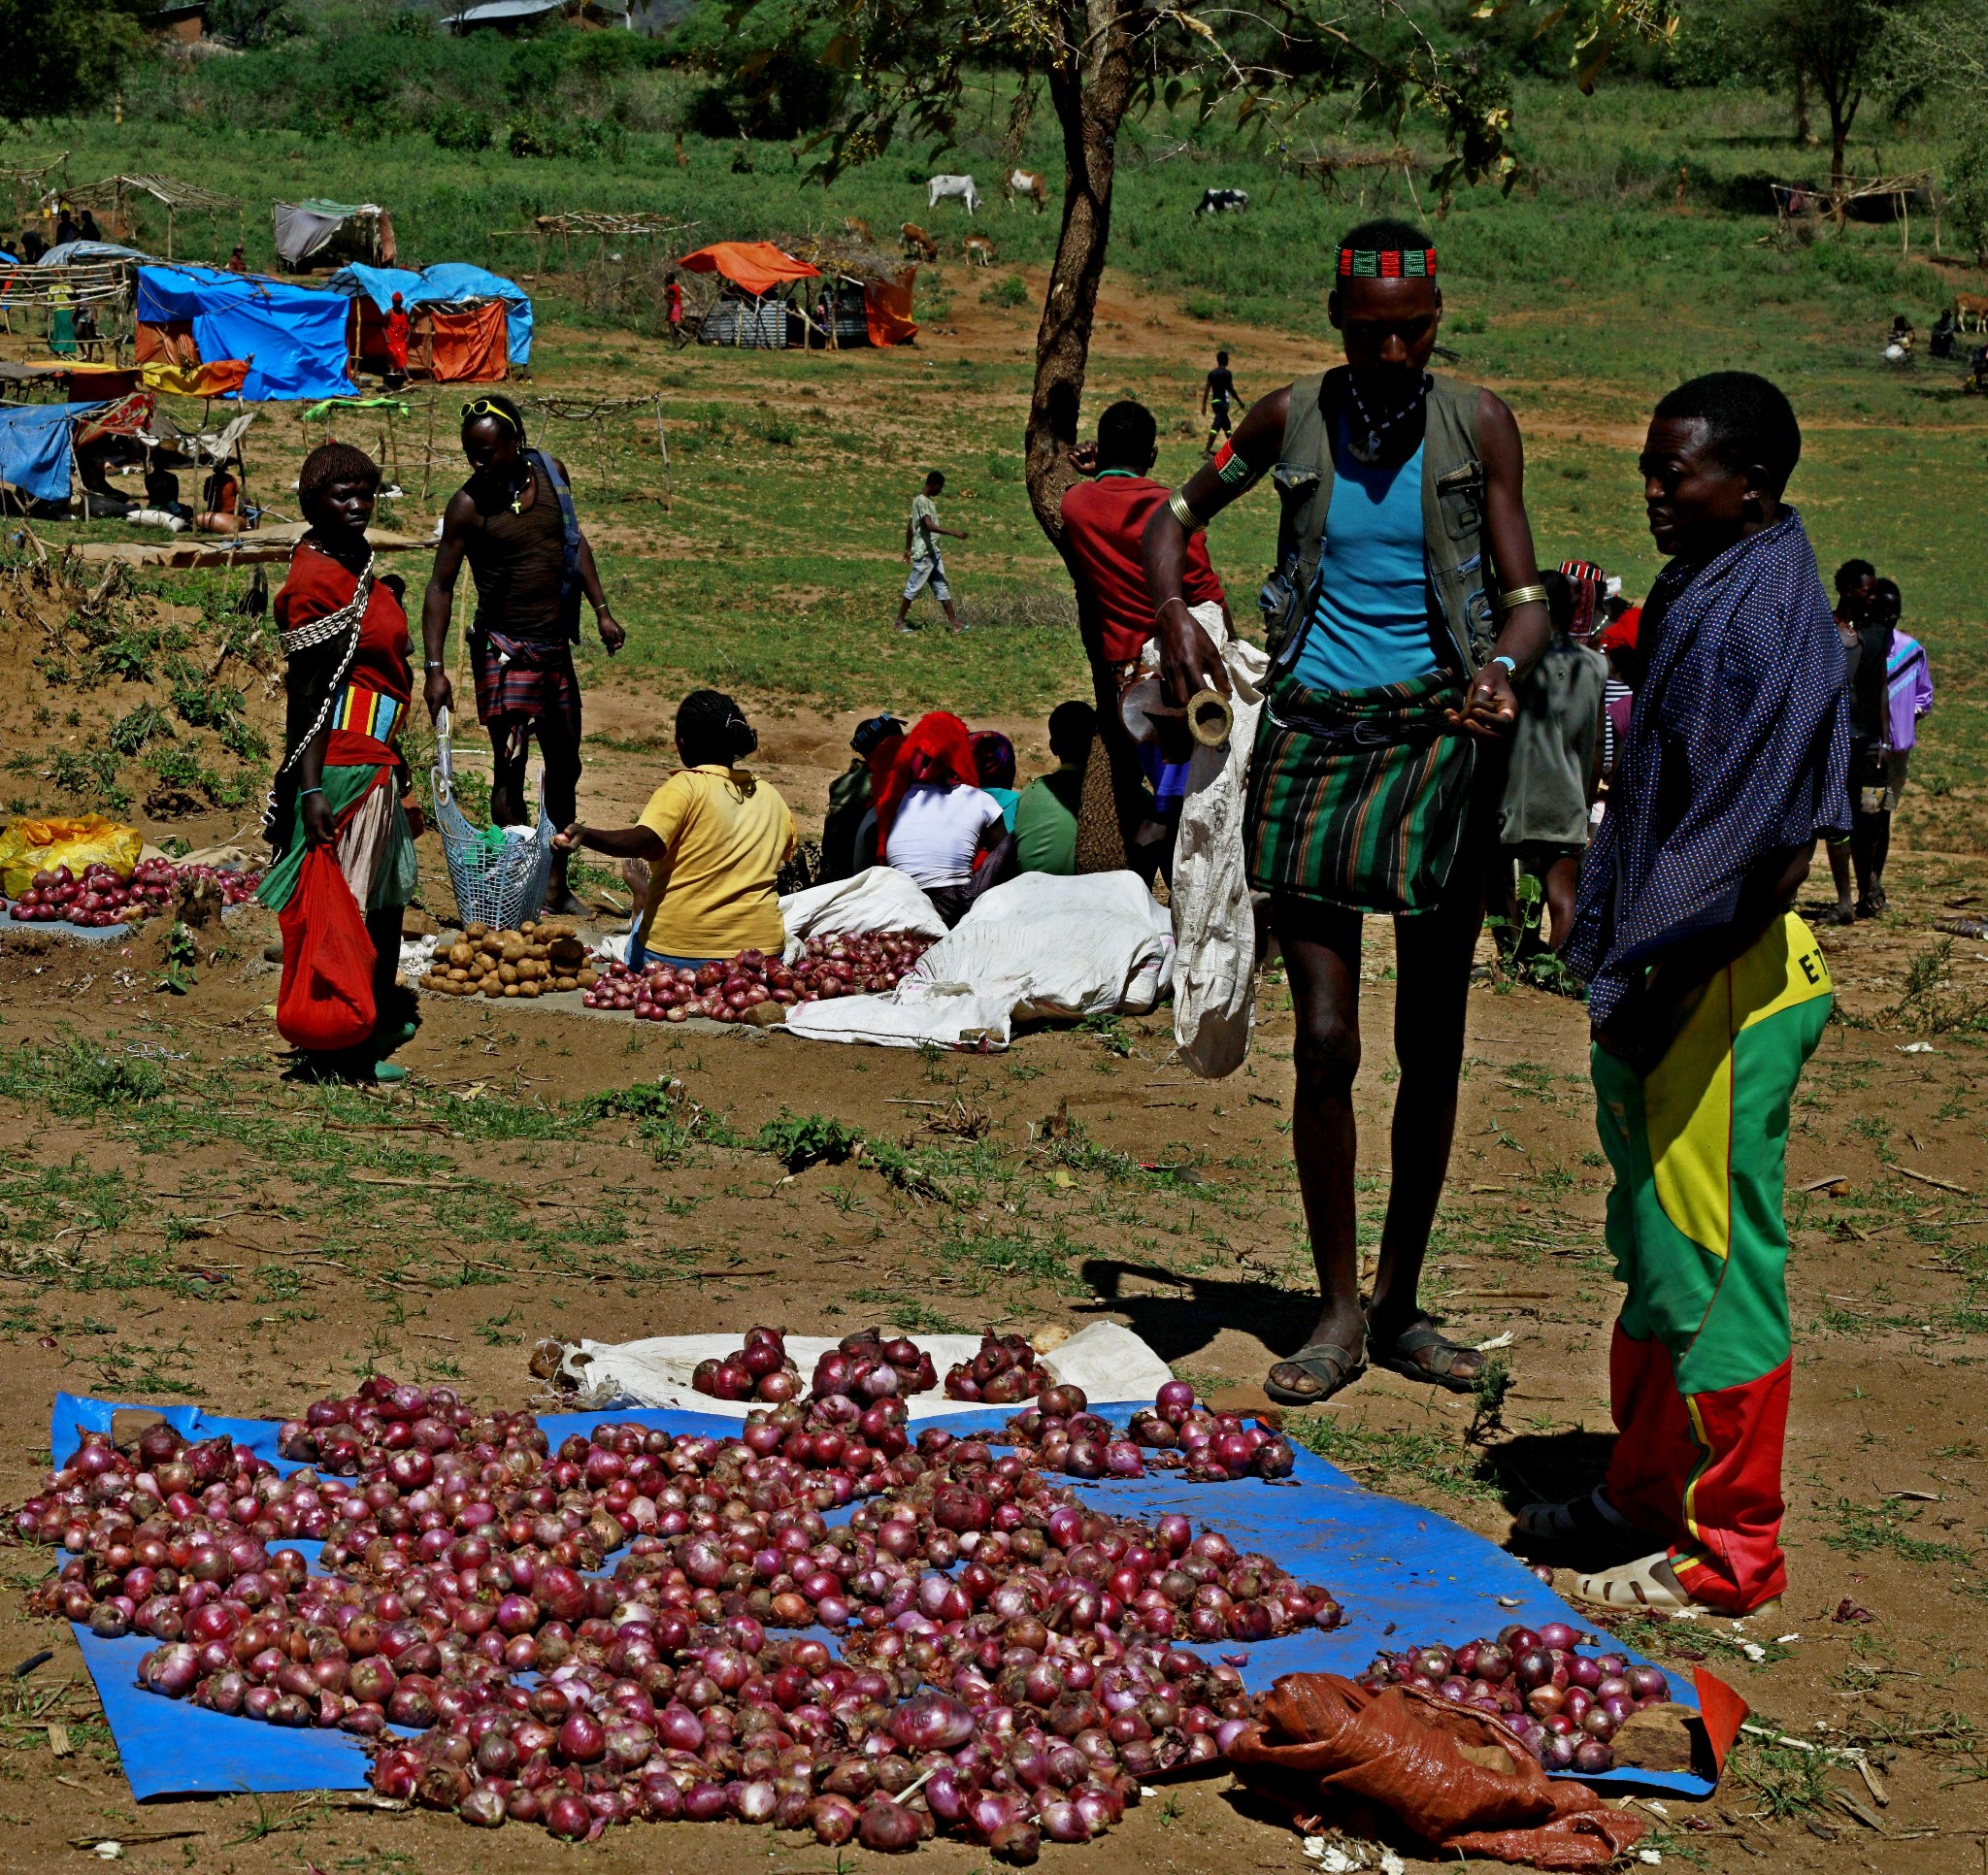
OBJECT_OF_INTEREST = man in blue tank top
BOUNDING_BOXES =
[1143,218,1552,1408]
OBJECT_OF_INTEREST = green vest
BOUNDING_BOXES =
[1263,368,1495,678]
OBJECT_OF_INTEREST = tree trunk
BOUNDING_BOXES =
[1794,69,1811,146]
[1826,83,1859,204]
[1022,0,1138,547]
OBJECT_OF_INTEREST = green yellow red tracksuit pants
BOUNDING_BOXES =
[1590,912,1832,1614]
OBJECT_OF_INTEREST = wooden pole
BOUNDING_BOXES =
[654,396,671,513]
[419,389,437,504]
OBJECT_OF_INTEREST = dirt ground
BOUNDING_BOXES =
[2,833,1986,1873]
[4,285,1988,1874]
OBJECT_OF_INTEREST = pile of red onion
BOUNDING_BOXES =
[6,857,262,928]
[987,1383,1294,1488]
[692,1327,804,1404]
[1358,1624,1671,1774]
[580,932,934,1022]
[812,1329,938,1404]
[944,1332,1046,1405]
[22,1360,1363,1856]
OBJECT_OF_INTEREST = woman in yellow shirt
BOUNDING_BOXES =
[554,690,795,968]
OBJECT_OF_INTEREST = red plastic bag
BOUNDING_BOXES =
[277,845,377,1054]
[1228,1673,1646,1870]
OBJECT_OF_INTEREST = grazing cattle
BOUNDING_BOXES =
[844,215,875,245]
[927,174,981,215]
[1956,293,1988,332]
[963,235,996,267]
[901,222,939,262]
[1006,169,1046,212]
[1193,187,1250,216]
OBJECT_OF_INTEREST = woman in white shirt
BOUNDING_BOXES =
[876,711,1006,925]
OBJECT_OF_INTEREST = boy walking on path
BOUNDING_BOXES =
[1531,372,1848,1620]
[895,471,966,633]
[1201,350,1240,454]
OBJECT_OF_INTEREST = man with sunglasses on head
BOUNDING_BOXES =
[1143,217,1551,1409]
[422,393,625,916]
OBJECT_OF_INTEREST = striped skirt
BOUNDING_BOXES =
[471,629,581,734]
[1246,670,1476,915]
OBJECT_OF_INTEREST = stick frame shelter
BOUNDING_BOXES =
[44,173,242,260]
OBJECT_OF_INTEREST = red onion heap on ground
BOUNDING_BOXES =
[944,1332,1045,1405]
[7,858,260,928]
[691,1327,805,1405]
[581,933,935,1022]
[21,1359,1361,1854]
[1359,1625,1672,1775]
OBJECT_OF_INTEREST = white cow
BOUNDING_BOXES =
[927,174,981,215]
[1007,169,1047,211]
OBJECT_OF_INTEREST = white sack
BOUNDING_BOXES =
[781,871,1173,1050]
[1170,613,1273,1079]
[778,866,948,963]
[552,1319,1176,1418]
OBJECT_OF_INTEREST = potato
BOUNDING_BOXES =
[483,978,505,998]
[448,941,475,968]
[577,967,599,988]
[553,974,577,992]
[503,981,520,997]
[497,963,515,985]
[465,922,488,941]
[520,980,541,998]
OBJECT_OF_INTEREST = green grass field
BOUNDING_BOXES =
[11,70,1988,839]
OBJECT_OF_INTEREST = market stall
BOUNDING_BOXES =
[677,240,820,350]
[273,199,397,272]
[135,263,355,403]
[329,260,535,376]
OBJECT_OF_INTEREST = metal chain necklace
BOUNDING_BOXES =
[1345,371,1431,464]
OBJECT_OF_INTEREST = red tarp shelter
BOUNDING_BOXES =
[349,298,508,383]
[676,242,820,296]
[864,271,918,346]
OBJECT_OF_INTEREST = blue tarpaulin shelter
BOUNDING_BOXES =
[136,264,355,402]
[330,261,534,365]
[0,400,109,502]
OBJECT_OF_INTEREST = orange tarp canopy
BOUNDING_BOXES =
[864,271,919,346]
[677,242,820,297]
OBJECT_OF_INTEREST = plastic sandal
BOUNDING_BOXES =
[1263,1339,1367,1407]
[1571,1549,1782,1621]
[1370,1316,1485,1394]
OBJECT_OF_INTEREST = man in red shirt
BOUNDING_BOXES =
[1059,399,1229,877]
[383,290,411,389]
[666,272,686,349]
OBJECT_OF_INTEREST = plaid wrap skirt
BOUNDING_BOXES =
[470,628,582,735]
[1246,669,1476,915]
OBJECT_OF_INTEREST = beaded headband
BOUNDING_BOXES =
[1337,246,1437,280]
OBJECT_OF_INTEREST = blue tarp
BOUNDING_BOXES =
[51,1390,1717,1804]
[136,264,355,403]
[330,261,534,365]
[0,400,108,503]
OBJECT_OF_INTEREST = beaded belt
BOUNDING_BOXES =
[335,685,404,744]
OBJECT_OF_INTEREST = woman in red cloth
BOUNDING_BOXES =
[258,442,422,1081]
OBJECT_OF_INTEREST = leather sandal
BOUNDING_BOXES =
[1370,1315,1486,1394]
[1264,1338,1366,1406]
[1513,1486,1636,1547]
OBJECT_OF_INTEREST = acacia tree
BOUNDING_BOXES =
[738,0,1664,544]
[1736,0,1915,197]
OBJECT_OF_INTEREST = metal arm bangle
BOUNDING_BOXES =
[1166,487,1207,535]
[1497,582,1550,613]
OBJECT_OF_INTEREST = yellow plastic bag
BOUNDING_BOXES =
[0,815,144,899]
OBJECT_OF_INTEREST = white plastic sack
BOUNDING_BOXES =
[552,1319,1176,1418]
[1170,613,1273,1078]
[778,866,948,963]
[782,871,1173,1049]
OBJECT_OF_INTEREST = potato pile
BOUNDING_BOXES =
[421,921,600,1000]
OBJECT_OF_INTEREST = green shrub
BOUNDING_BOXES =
[431,105,494,153]
[981,274,1030,309]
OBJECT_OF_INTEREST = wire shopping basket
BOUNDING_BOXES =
[429,706,556,930]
